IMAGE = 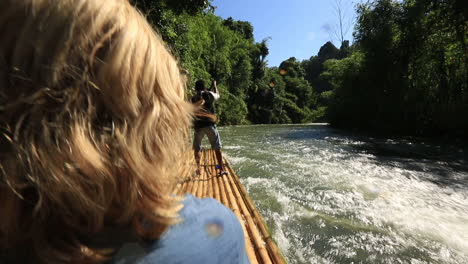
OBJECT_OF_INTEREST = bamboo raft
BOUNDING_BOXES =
[176,150,285,264]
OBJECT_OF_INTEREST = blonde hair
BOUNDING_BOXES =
[0,0,193,262]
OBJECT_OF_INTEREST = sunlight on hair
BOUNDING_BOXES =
[0,0,194,262]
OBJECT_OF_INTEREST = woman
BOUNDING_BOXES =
[0,0,248,263]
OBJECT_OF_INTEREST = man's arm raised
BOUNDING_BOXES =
[211,80,220,100]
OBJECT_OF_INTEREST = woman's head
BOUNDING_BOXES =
[0,0,193,262]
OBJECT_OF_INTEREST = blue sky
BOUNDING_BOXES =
[212,0,357,67]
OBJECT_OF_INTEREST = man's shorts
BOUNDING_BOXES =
[193,125,222,151]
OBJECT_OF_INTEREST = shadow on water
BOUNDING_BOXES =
[276,125,468,190]
[360,143,468,190]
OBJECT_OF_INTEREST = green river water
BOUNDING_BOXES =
[214,124,468,264]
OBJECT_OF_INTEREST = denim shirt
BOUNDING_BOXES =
[113,195,250,264]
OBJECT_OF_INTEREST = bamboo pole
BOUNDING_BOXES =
[194,178,202,198]
[199,150,207,198]
[212,155,258,264]
[202,170,208,198]
[212,173,221,202]
[202,150,210,198]
[225,159,285,264]
[200,168,207,198]
[192,179,200,198]
[215,160,229,207]
[223,165,271,264]
[185,177,194,195]
[198,150,206,198]
[207,167,214,198]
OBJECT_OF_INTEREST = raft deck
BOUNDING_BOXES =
[177,150,285,264]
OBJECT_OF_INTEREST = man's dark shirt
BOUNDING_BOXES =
[191,91,218,128]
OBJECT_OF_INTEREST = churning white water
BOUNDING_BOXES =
[216,124,468,264]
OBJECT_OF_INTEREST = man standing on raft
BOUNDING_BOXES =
[192,80,228,176]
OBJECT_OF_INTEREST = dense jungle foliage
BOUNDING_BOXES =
[131,0,467,136]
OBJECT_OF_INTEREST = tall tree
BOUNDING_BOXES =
[322,0,354,46]
[324,0,468,136]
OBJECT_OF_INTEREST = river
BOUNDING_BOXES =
[215,124,468,264]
